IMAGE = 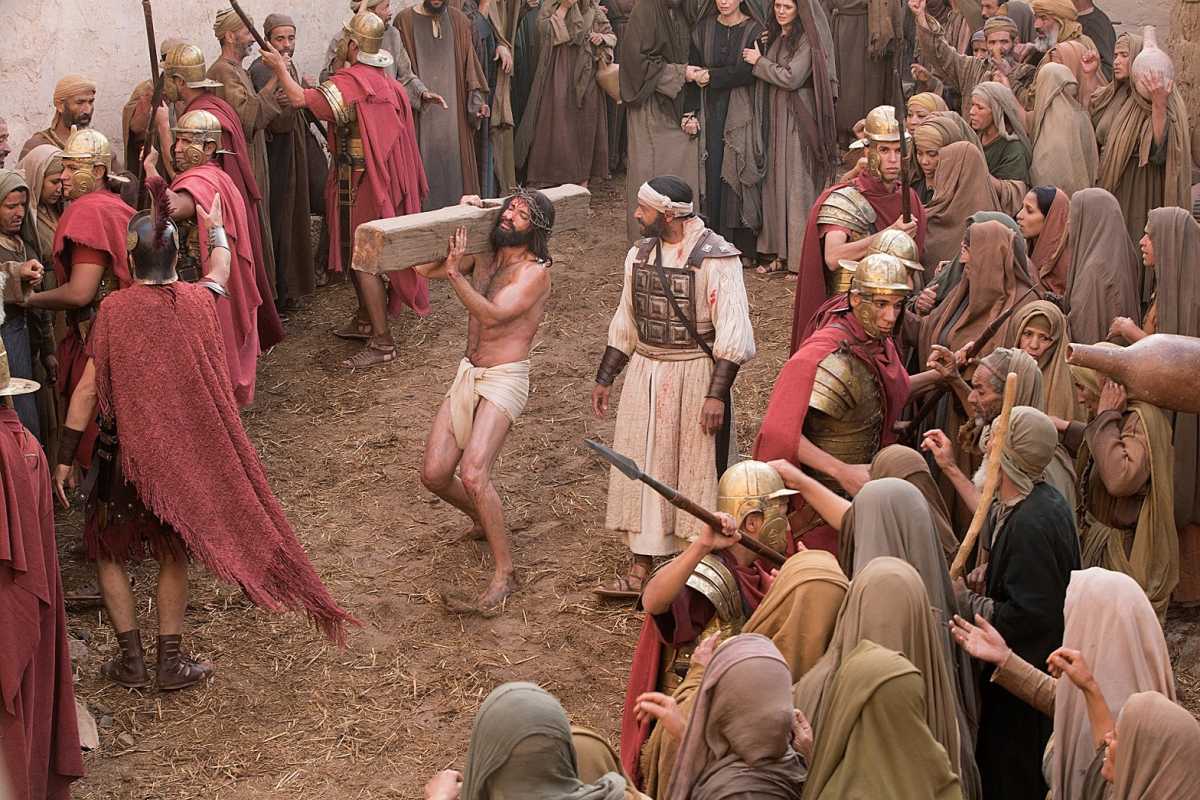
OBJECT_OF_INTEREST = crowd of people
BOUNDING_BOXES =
[2,0,1200,797]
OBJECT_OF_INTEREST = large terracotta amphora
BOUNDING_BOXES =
[1067,334,1200,413]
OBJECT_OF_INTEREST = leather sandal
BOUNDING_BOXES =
[101,630,152,689]
[156,635,215,691]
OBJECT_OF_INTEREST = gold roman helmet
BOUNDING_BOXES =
[863,105,908,180]
[162,43,223,101]
[849,252,911,338]
[171,110,224,169]
[337,3,394,70]
[717,460,797,554]
[62,128,113,199]
[837,229,924,277]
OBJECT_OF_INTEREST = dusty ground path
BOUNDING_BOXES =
[64,177,1197,799]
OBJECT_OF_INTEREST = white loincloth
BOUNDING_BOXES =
[446,357,531,450]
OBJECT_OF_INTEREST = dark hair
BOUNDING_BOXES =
[496,192,555,265]
[1033,185,1056,216]
[647,174,693,207]
[766,0,803,57]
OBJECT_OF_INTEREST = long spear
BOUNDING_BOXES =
[135,0,165,208]
[585,439,787,567]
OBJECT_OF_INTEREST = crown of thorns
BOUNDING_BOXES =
[510,187,553,233]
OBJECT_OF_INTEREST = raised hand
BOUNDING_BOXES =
[698,511,741,551]
[635,692,686,740]
[949,613,1011,665]
[1097,379,1127,415]
[196,192,224,230]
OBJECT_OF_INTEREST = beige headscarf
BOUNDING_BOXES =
[213,7,246,40]
[916,111,983,150]
[971,82,1031,150]
[1029,64,1098,197]
[1051,568,1176,800]
[1029,0,1081,42]
[923,141,1003,269]
[1049,40,1107,112]
[793,558,963,786]
[909,92,949,117]
[1026,187,1072,294]
[869,445,958,562]
[15,144,63,261]
[998,405,1059,496]
[262,13,296,36]
[1009,300,1081,421]
[50,75,96,127]
[1064,188,1140,345]
[801,641,964,800]
[1111,692,1200,800]
[742,550,848,681]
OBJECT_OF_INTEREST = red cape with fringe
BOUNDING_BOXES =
[170,166,263,407]
[619,552,768,787]
[88,282,356,643]
[790,173,927,354]
[754,311,911,551]
[305,63,431,318]
[183,93,285,349]
[0,408,83,800]
[51,188,134,468]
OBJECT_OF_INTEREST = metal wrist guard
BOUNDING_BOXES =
[56,426,85,467]
[207,225,229,251]
[706,359,741,399]
[595,346,630,386]
[199,279,228,297]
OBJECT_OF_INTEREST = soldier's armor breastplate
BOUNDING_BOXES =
[656,555,745,694]
[176,219,203,283]
[631,239,704,349]
[817,185,878,295]
[804,347,883,495]
[69,260,121,337]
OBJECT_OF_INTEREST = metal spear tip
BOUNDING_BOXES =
[583,439,641,480]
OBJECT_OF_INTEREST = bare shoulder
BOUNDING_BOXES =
[515,256,551,290]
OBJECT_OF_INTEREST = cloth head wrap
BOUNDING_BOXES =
[53,75,97,109]
[998,405,1057,495]
[1031,0,1077,22]
[214,8,247,40]
[263,13,296,36]
[983,15,1018,36]
[913,123,945,150]
[971,30,986,44]
[908,92,948,115]
[638,181,694,217]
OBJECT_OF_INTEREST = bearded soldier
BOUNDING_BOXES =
[142,110,266,408]
[756,254,919,554]
[25,129,134,470]
[619,460,795,786]
[790,105,928,353]
[591,175,755,599]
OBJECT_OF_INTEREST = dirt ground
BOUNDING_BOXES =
[62,177,1198,799]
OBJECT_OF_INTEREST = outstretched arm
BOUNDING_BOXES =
[259,46,307,109]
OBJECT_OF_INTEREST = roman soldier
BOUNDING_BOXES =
[619,460,795,786]
[25,128,134,469]
[791,105,928,353]
[755,253,914,553]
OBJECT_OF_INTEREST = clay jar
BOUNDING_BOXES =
[1131,26,1174,97]
[1067,334,1200,414]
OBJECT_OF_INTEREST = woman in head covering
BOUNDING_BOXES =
[912,113,980,204]
[1063,188,1140,345]
[1109,208,1200,605]
[1103,691,1200,799]
[950,568,1175,798]
[438,682,627,800]
[917,209,1020,309]
[1016,186,1071,294]
[14,145,64,262]
[922,141,1004,270]
[1028,63,1098,197]
[1091,32,1192,253]
[1009,300,1080,422]
[1049,39,1107,112]
[666,634,806,800]
[870,445,958,561]
[792,557,978,799]
[802,641,964,800]
[907,91,949,129]
[969,81,1032,182]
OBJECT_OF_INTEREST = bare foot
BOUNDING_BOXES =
[459,522,486,542]
[479,571,518,612]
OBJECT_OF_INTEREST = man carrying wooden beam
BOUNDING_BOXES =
[416,190,555,611]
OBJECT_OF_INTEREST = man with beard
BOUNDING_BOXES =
[754,254,913,553]
[1024,0,1084,80]
[208,8,285,311]
[249,14,318,311]
[396,0,491,211]
[912,1,1036,113]
[789,105,927,351]
[592,176,755,599]
[616,0,699,242]
[160,42,285,352]
[18,75,97,160]
[260,7,431,369]
[415,191,555,610]
[122,38,186,174]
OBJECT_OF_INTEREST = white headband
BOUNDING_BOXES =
[638,182,693,216]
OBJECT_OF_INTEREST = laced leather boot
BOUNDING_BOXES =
[156,635,215,691]
[101,630,152,689]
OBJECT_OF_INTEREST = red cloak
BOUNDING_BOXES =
[753,311,911,551]
[51,188,134,468]
[619,551,769,786]
[0,408,83,800]
[170,166,263,407]
[305,63,431,318]
[790,173,927,354]
[183,93,285,349]
[88,282,357,643]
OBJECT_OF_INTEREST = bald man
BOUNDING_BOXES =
[19,75,97,159]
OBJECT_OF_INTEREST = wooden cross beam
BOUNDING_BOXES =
[351,184,592,273]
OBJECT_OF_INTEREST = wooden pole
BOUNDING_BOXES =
[950,371,1018,578]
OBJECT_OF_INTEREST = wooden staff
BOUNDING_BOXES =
[949,371,1018,578]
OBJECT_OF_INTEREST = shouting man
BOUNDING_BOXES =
[417,191,556,610]
[19,75,97,159]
